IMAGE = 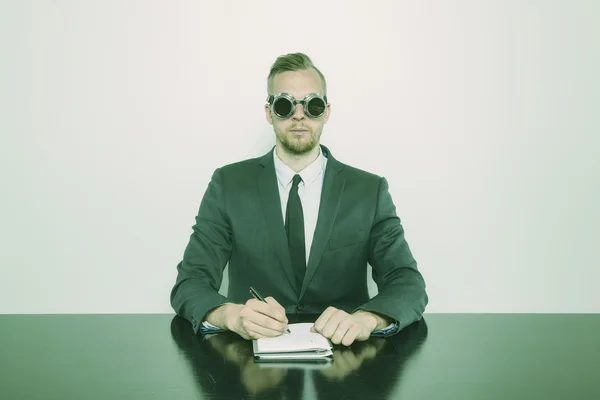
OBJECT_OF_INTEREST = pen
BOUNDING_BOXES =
[249,286,291,333]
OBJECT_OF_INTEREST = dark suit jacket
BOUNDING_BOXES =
[170,144,428,334]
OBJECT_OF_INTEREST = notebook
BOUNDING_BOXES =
[252,323,333,361]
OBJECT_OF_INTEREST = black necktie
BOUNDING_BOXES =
[285,174,306,290]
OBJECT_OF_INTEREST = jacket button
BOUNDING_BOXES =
[297,303,305,311]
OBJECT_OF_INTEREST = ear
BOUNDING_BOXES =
[323,103,331,123]
[265,104,273,125]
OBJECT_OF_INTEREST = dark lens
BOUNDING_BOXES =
[273,97,293,117]
[307,98,326,117]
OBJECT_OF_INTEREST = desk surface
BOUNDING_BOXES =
[1,314,599,400]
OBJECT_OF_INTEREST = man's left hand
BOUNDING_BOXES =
[310,307,383,346]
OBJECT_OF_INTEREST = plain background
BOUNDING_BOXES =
[1,0,598,314]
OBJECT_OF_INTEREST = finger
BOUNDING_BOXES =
[357,344,378,359]
[313,306,339,333]
[331,350,352,375]
[264,297,288,323]
[248,309,288,333]
[321,310,349,339]
[248,298,287,323]
[341,325,362,346]
[330,317,354,345]
[338,347,360,371]
[264,296,283,308]
[242,318,287,338]
[241,303,281,331]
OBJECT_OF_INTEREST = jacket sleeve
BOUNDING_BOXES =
[170,168,232,334]
[354,177,428,333]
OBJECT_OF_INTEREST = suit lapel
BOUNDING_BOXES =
[300,147,345,299]
[257,149,299,295]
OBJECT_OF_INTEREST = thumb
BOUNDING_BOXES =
[264,296,282,308]
[264,296,287,322]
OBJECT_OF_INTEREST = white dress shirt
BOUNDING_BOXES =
[273,147,328,265]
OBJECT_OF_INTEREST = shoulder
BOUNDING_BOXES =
[338,161,383,183]
[328,152,386,192]
[220,155,263,173]
[210,153,265,182]
[323,145,383,183]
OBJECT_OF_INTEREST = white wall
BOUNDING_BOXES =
[1,0,598,314]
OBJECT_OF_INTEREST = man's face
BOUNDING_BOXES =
[265,68,330,156]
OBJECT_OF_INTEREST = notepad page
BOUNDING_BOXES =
[254,323,332,353]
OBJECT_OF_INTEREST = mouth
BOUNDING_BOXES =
[290,128,309,135]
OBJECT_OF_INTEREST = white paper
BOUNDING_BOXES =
[253,323,332,354]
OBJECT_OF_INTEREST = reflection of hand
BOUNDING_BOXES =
[228,297,289,340]
[320,339,385,381]
[311,307,374,346]
[240,361,286,393]
[205,334,286,393]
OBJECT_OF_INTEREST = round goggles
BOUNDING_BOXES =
[267,92,328,119]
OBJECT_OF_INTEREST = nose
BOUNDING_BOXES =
[291,102,306,121]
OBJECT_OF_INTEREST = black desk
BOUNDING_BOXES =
[1,314,598,399]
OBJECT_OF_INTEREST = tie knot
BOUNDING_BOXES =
[292,174,303,187]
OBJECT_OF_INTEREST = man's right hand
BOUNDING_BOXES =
[223,297,289,340]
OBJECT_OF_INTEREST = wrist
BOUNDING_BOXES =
[204,303,240,331]
[353,310,379,332]
[223,303,243,331]
[353,310,391,332]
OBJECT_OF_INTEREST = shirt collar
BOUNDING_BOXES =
[273,146,327,188]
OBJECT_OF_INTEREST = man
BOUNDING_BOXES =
[170,52,427,346]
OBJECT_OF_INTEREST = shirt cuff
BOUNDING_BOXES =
[199,320,226,334]
[371,320,400,337]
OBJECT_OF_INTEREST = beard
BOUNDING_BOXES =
[276,125,321,155]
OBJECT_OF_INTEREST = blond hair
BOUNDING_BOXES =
[267,52,327,96]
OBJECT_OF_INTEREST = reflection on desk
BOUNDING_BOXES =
[170,313,428,400]
[2,314,598,399]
